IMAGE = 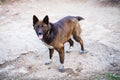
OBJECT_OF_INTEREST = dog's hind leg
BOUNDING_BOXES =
[73,34,88,54]
[73,35,88,54]
[73,35,84,51]
[66,39,74,53]
[68,38,74,47]
[45,49,54,65]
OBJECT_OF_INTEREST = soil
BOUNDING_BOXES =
[0,0,120,80]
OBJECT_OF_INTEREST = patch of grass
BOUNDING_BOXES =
[0,0,5,2]
[0,0,19,4]
[0,0,7,4]
[105,73,120,80]
[95,76,101,80]
[95,73,120,80]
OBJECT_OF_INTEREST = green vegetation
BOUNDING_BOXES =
[0,0,7,4]
[0,0,5,2]
[95,73,120,80]
[105,73,120,80]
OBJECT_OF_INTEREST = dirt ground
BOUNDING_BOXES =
[0,0,120,80]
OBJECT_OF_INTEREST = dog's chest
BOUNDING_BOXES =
[42,41,54,49]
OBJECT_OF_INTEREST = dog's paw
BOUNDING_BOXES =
[59,68,64,72]
[45,60,52,65]
[66,50,71,53]
[80,50,88,54]
[66,46,73,53]
[59,65,64,72]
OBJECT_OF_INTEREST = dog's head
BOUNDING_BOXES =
[33,15,50,40]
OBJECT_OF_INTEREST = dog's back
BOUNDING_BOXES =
[56,16,84,24]
[52,16,84,46]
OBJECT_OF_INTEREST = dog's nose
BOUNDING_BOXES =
[38,32,42,35]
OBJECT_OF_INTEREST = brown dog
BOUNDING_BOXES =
[33,15,86,72]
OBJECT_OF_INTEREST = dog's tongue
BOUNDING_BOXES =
[38,35,43,39]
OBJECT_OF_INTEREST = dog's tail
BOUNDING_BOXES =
[75,16,85,21]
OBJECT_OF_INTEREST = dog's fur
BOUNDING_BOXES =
[33,15,85,72]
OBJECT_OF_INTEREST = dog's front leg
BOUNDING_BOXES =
[45,49,54,65]
[56,46,65,72]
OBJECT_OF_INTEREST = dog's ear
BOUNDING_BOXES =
[43,15,49,25]
[33,15,39,26]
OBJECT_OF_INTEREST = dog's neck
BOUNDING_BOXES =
[42,23,56,45]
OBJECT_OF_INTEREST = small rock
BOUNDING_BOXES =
[75,67,83,72]
[48,67,51,69]
[110,63,117,67]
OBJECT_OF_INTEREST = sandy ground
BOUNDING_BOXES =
[0,0,120,80]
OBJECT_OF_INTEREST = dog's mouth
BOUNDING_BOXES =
[38,34,43,40]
